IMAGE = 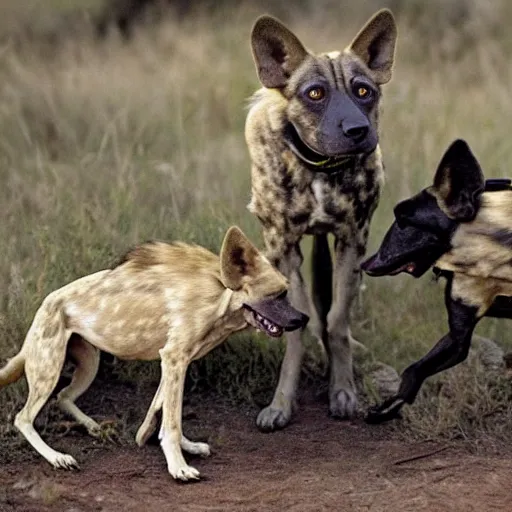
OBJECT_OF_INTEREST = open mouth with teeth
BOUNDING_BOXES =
[242,295,308,338]
[242,305,285,338]
[250,310,284,338]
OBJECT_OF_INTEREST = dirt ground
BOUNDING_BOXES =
[2,392,512,512]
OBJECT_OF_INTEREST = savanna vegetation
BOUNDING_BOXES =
[1,0,512,443]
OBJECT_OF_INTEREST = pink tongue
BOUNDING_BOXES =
[389,262,415,275]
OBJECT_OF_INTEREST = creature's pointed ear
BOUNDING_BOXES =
[220,226,260,290]
[432,139,485,221]
[348,9,397,84]
[251,15,309,89]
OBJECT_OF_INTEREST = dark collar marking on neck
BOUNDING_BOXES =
[283,123,356,174]
[484,178,512,191]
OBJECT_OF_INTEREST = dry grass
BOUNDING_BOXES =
[1,0,512,442]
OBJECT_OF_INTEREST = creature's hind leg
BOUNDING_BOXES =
[14,301,78,469]
[136,379,164,446]
[56,335,100,435]
[311,233,332,359]
[257,240,312,432]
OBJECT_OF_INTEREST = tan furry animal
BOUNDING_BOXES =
[0,226,307,481]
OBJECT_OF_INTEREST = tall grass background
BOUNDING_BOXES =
[1,0,512,442]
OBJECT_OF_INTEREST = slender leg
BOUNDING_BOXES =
[256,242,312,432]
[136,374,211,457]
[136,379,164,447]
[366,279,480,424]
[56,336,100,435]
[14,303,78,469]
[310,233,332,364]
[158,347,201,481]
[326,241,360,418]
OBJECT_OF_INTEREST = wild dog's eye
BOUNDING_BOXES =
[352,83,374,101]
[307,87,325,101]
[357,87,369,98]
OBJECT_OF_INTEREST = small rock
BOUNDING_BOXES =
[471,335,504,371]
[368,362,401,398]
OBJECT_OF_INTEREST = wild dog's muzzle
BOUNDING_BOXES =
[361,222,449,278]
[244,293,309,338]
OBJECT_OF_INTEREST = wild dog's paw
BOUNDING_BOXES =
[83,418,102,436]
[329,388,358,419]
[85,419,119,443]
[168,463,201,482]
[181,439,211,457]
[365,397,404,424]
[256,402,293,432]
[50,452,79,470]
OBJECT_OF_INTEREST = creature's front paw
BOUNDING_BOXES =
[365,397,404,424]
[50,452,79,470]
[256,400,294,432]
[168,463,201,482]
[329,388,358,419]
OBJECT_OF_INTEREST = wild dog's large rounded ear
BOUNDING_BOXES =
[393,197,416,228]
[432,139,485,222]
[348,9,397,85]
[251,15,309,89]
[220,226,260,290]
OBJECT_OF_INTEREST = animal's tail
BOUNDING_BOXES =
[0,352,25,388]
[311,233,332,343]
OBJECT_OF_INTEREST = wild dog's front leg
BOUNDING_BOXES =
[257,241,310,432]
[135,380,211,457]
[326,241,361,418]
[137,380,211,457]
[157,347,200,481]
[366,279,480,424]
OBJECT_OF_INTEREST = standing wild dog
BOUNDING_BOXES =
[246,10,397,430]
[361,140,512,423]
[0,226,307,481]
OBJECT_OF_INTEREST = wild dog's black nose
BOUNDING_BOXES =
[343,124,369,142]
[288,312,309,330]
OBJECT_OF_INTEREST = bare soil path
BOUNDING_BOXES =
[1,398,512,512]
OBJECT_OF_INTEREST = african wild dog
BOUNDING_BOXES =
[361,139,512,423]
[0,226,307,481]
[245,10,397,430]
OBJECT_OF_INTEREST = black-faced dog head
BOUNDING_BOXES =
[250,10,397,157]
[361,139,485,277]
